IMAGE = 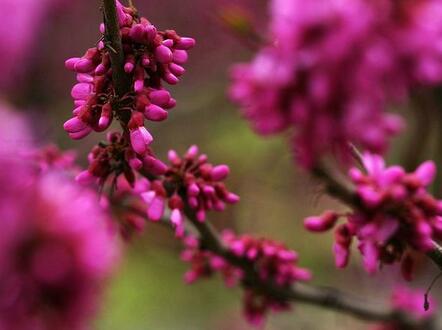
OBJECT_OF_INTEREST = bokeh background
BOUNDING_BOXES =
[3,0,441,329]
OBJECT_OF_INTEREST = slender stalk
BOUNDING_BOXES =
[103,0,131,98]
[102,0,132,127]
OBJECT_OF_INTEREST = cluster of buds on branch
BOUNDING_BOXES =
[305,153,442,280]
[181,231,311,326]
[63,0,195,161]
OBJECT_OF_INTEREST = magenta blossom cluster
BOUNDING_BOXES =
[372,286,435,330]
[181,231,311,326]
[230,0,442,167]
[64,0,195,156]
[0,160,119,329]
[0,0,69,91]
[141,145,240,236]
[305,153,442,278]
[105,176,152,240]
[76,131,166,186]
[76,145,239,240]
[30,144,77,173]
[181,235,243,286]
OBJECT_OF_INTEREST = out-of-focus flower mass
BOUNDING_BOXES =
[0,105,120,329]
[230,0,442,167]
[372,286,436,330]
[0,0,68,92]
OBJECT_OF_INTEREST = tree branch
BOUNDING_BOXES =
[102,0,131,97]
[182,207,434,329]
[103,0,131,98]
[102,0,133,128]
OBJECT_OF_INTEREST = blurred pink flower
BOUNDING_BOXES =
[0,101,32,155]
[0,169,120,329]
[372,286,436,330]
[0,0,67,91]
[0,105,120,329]
[230,0,442,167]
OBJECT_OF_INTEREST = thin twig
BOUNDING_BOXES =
[348,142,365,169]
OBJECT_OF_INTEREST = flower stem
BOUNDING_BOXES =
[102,0,132,126]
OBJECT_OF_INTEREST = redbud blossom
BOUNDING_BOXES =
[64,0,195,146]
[0,143,119,329]
[306,152,442,277]
[230,0,442,167]
[182,231,311,326]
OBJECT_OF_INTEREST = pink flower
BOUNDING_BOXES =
[0,159,119,329]
[305,152,442,277]
[181,231,311,325]
[0,0,69,91]
[136,145,239,236]
[165,145,239,221]
[75,131,164,187]
[0,102,32,156]
[63,0,195,143]
[230,0,442,167]
[372,286,436,329]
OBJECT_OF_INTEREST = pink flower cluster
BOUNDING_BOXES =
[64,0,195,156]
[0,159,119,329]
[181,235,243,286]
[372,287,435,330]
[0,0,68,91]
[76,131,166,186]
[76,144,239,240]
[30,144,77,173]
[305,153,442,278]
[182,231,311,326]
[142,146,240,236]
[105,176,152,240]
[230,0,442,167]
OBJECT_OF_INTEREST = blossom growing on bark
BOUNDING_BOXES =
[0,156,119,328]
[181,231,311,326]
[230,0,442,167]
[181,235,243,287]
[103,175,152,240]
[141,145,240,236]
[75,131,166,186]
[305,153,442,278]
[64,0,195,146]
